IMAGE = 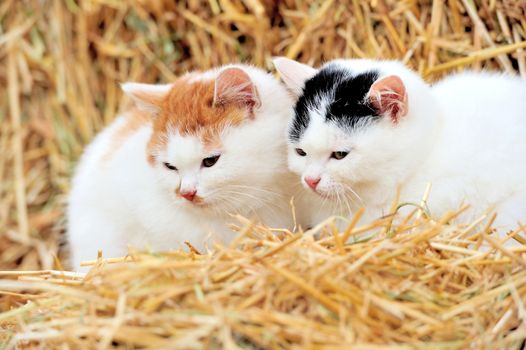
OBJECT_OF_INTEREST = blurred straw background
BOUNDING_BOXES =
[0,0,526,271]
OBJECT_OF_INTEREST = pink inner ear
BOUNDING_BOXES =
[213,67,260,114]
[368,75,408,123]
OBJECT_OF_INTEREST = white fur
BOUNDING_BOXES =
[280,58,526,239]
[273,57,317,96]
[67,65,298,270]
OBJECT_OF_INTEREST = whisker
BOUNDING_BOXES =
[214,190,283,218]
[342,183,364,207]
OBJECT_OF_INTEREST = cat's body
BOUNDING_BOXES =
[68,65,296,270]
[414,72,526,227]
[274,58,526,235]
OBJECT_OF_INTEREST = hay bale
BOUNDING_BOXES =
[1,211,525,348]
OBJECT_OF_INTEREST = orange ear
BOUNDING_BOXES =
[367,75,408,123]
[213,67,260,116]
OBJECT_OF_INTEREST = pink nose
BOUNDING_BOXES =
[180,190,197,201]
[304,177,321,190]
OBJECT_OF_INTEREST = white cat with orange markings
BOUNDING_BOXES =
[67,65,297,269]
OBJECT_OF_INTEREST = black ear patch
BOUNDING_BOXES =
[327,71,380,126]
[289,67,380,142]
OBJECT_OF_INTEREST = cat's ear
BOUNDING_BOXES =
[213,67,261,116]
[367,75,408,123]
[272,57,317,97]
[121,83,172,114]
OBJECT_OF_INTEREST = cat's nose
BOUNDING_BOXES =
[304,177,321,190]
[180,189,197,201]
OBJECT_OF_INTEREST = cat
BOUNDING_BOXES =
[67,64,298,270]
[273,57,526,242]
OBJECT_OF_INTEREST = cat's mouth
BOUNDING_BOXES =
[175,192,209,207]
[194,202,210,208]
[314,191,336,199]
[307,187,330,198]
[187,196,208,207]
[308,187,342,200]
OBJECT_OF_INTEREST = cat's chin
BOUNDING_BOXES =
[309,189,337,199]
[190,199,240,213]
[188,197,215,209]
[175,195,211,208]
[190,201,209,208]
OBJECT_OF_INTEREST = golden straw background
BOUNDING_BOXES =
[1,0,525,271]
[2,1,526,348]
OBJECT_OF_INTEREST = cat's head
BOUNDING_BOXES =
[122,65,292,213]
[273,57,436,203]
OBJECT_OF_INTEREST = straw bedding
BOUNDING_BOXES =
[1,0,526,348]
[2,210,526,348]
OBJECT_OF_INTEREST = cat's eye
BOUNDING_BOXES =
[331,151,349,160]
[202,155,220,168]
[295,148,307,156]
[163,162,177,171]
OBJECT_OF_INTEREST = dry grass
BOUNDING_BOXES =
[1,0,526,347]
[1,210,526,348]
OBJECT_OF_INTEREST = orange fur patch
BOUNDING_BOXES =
[147,77,248,163]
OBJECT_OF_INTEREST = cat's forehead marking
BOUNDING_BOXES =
[159,77,245,136]
[147,75,247,162]
[289,67,381,142]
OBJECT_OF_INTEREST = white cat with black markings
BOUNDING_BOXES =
[274,57,526,242]
[68,65,298,270]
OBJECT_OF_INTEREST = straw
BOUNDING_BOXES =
[1,211,525,348]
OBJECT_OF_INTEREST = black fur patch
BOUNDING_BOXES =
[289,66,380,142]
